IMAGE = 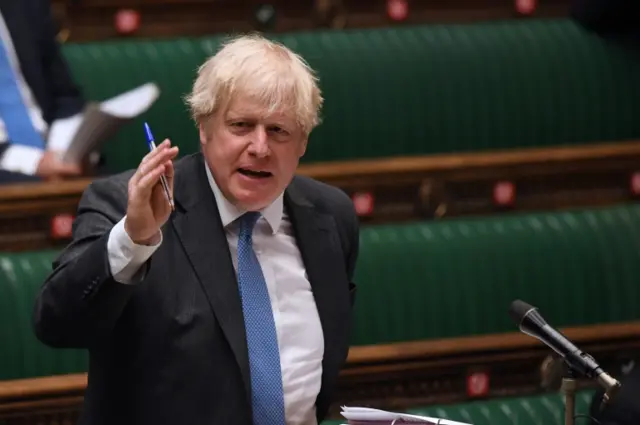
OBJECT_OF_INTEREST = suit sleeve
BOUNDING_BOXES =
[37,0,85,119]
[32,178,145,349]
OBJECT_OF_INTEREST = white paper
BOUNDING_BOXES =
[340,406,472,425]
[99,82,159,118]
[47,113,83,153]
[49,82,160,163]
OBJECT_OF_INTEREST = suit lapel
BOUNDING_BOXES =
[285,182,351,400]
[169,154,251,398]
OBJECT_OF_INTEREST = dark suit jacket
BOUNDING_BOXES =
[0,0,85,159]
[32,152,360,425]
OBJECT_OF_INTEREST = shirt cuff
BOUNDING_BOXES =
[107,216,162,284]
[0,145,44,175]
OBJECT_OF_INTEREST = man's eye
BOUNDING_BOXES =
[269,126,287,134]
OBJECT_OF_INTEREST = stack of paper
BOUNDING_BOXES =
[340,407,473,425]
[48,82,161,164]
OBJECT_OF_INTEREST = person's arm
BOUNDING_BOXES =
[0,144,80,178]
[0,145,44,175]
[33,139,178,349]
[32,176,160,349]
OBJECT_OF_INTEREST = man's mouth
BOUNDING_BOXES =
[238,168,273,178]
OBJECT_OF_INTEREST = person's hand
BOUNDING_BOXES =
[125,139,179,246]
[36,151,82,180]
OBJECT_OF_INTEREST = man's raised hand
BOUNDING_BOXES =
[124,139,179,245]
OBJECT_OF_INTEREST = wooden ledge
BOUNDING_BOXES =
[1,139,640,250]
[298,140,640,180]
[3,139,635,201]
[0,374,87,402]
[0,178,91,202]
[1,320,638,403]
[346,321,640,365]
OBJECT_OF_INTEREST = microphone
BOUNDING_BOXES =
[509,299,621,406]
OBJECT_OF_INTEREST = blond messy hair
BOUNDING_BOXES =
[185,34,323,135]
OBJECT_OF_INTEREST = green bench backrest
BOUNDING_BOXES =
[2,204,640,378]
[352,203,640,345]
[321,390,595,425]
[0,251,87,380]
[62,19,640,174]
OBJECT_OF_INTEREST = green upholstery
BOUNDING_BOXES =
[321,390,596,425]
[352,203,640,345]
[0,250,87,380]
[2,204,640,378]
[62,19,640,173]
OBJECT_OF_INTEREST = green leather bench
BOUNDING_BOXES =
[351,202,640,345]
[62,18,640,174]
[321,390,596,425]
[0,250,87,380]
[2,204,640,378]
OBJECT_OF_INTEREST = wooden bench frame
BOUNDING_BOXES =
[0,178,91,251]
[1,321,638,423]
[2,140,639,251]
[299,139,640,224]
[51,0,570,42]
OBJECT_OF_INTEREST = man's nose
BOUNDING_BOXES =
[248,127,270,157]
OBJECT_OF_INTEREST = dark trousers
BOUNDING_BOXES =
[0,170,42,184]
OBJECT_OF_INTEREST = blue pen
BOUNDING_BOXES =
[143,122,175,211]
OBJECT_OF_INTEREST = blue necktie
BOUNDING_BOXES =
[0,38,45,148]
[237,212,286,425]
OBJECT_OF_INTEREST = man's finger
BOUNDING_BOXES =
[132,140,172,184]
[136,164,167,195]
[140,140,171,166]
[134,146,178,186]
[164,160,175,193]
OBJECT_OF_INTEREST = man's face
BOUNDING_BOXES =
[200,96,307,211]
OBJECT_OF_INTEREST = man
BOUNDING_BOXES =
[33,34,360,425]
[0,0,83,183]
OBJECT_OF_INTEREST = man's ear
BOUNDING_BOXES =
[198,122,208,146]
[298,138,308,158]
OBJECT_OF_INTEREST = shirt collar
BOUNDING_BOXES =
[205,163,283,235]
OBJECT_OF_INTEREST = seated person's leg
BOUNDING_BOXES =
[0,169,42,184]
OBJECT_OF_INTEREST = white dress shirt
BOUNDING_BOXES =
[107,164,324,425]
[0,12,80,175]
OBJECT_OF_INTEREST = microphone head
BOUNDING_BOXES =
[509,299,548,336]
[509,299,536,324]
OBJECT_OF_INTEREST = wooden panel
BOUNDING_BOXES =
[298,140,640,225]
[333,321,640,413]
[0,179,91,252]
[2,141,640,251]
[50,0,570,42]
[0,321,636,423]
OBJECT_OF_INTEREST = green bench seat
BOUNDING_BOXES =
[321,390,596,425]
[2,204,640,378]
[62,18,640,173]
[0,250,87,380]
[351,202,640,345]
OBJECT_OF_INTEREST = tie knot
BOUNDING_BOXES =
[239,211,261,239]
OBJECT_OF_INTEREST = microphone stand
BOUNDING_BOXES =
[561,367,577,425]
